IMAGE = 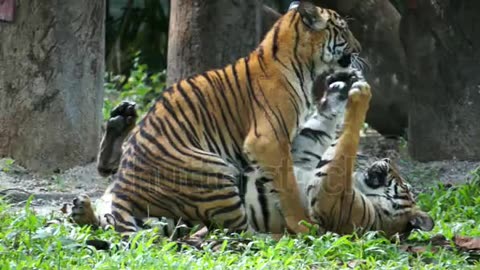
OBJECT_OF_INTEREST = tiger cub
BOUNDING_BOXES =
[246,71,433,237]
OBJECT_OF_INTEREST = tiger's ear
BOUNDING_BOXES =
[297,2,329,31]
[409,211,434,231]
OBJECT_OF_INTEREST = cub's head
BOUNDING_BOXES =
[355,158,435,238]
[264,1,361,74]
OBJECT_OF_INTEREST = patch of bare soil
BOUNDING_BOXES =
[0,160,109,215]
[359,129,480,192]
[1,130,478,216]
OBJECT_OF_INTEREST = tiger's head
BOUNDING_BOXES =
[264,1,361,75]
[355,158,435,239]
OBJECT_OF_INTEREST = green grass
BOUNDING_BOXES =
[0,158,15,173]
[1,169,480,269]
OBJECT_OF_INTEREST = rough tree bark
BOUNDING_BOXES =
[320,0,409,137]
[400,0,480,161]
[167,0,267,85]
[0,0,105,172]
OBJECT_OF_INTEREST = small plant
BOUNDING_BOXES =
[398,136,408,150]
[51,176,67,192]
[0,158,15,173]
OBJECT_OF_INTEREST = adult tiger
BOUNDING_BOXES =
[72,2,362,236]
[73,71,434,239]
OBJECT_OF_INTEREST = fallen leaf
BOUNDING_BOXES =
[347,260,366,268]
[443,182,454,189]
[454,236,480,251]
[60,203,69,214]
[400,245,439,255]
[430,234,450,247]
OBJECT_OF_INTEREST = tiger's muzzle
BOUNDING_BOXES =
[338,32,362,68]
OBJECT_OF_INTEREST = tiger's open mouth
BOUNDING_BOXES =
[337,54,352,68]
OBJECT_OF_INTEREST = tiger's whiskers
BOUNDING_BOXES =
[351,53,370,72]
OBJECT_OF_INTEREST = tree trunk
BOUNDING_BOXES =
[167,0,265,85]
[400,0,480,161]
[319,0,409,137]
[0,0,105,172]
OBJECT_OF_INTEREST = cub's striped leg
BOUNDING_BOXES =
[309,80,373,233]
[326,80,371,196]
[292,71,362,170]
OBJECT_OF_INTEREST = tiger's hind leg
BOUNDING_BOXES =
[194,182,249,233]
[107,150,250,237]
[70,190,141,237]
[97,101,138,177]
[70,193,197,240]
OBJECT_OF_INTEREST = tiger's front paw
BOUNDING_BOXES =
[70,194,99,228]
[348,81,371,105]
[285,216,310,234]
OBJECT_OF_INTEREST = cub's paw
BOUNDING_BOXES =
[70,194,99,228]
[325,69,365,101]
[107,101,138,134]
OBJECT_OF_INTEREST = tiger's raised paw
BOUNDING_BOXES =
[98,101,138,177]
[348,81,371,105]
[107,101,138,133]
[70,194,99,228]
[110,101,137,121]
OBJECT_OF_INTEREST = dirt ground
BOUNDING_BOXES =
[1,129,479,216]
[0,161,108,215]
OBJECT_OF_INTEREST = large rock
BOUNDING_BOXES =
[400,0,480,161]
